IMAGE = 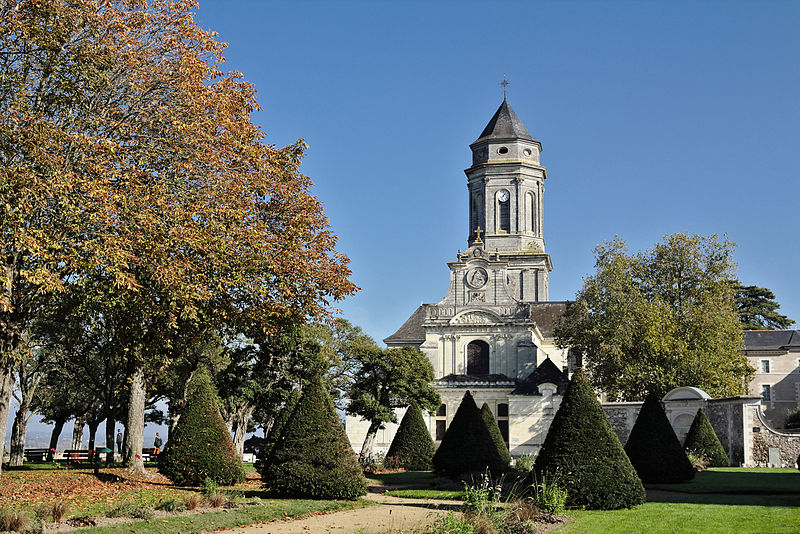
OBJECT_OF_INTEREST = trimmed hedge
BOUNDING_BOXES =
[262,375,366,500]
[683,408,729,467]
[384,404,434,470]
[534,369,646,510]
[255,389,301,475]
[432,391,509,477]
[624,392,695,483]
[158,372,245,486]
[480,403,512,467]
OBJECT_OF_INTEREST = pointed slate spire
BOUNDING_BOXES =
[476,98,535,142]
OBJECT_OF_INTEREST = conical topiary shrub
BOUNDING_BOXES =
[533,369,646,510]
[624,392,695,483]
[159,372,245,486]
[263,375,366,499]
[384,404,434,470]
[255,389,301,475]
[683,408,729,467]
[432,391,509,477]
[480,403,512,467]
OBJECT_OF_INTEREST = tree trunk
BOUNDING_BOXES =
[124,367,146,473]
[105,416,115,465]
[167,407,180,439]
[359,420,382,461]
[0,357,15,477]
[8,405,29,466]
[231,405,255,459]
[87,418,99,455]
[71,415,85,450]
[48,416,66,461]
[9,369,41,466]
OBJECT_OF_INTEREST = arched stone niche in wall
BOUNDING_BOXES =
[663,387,712,445]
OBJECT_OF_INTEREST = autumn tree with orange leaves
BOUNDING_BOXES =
[0,0,355,476]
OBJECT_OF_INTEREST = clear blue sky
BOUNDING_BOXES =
[195,1,800,344]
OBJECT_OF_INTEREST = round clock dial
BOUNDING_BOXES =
[498,190,510,202]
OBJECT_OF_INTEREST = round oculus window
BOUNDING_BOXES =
[498,146,509,154]
[523,148,532,156]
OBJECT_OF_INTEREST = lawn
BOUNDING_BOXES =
[385,489,466,500]
[557,468,800,533]
[365,470,439,487]
[0,463,370,533]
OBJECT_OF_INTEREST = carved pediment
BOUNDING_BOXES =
[450,311,500,325]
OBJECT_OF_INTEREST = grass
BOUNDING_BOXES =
[62,498,372,534]
[646,467,800,494]
[557,468,800,533]
[384,489,466,500]
[559,501,800,533]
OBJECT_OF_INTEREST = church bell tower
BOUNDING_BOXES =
[464,98,551,301]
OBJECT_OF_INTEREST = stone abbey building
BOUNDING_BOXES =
[344,99,800,467]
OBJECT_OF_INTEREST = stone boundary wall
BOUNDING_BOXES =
[602,397,757,466]
[751,407,800,468]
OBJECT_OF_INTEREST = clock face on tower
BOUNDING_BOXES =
[498,190,510,202]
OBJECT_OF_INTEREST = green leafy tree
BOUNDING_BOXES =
[262,375,366,500]
[384,404,434,470]
[432,391,509,477]
[624,392,695,483]
[0,0,356,477]
[533,369,646,510]
[347,346,440,459]
[683,408,729,467]
[158,372,245,486]
[556,233,752,401]
[480,403,512,467]
[732,282,794,330]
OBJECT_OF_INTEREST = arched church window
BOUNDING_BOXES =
[497,190,510,232]
[467,340,490,375]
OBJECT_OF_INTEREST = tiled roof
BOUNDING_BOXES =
[436,373,516,387]
[383,305,427,345]
[511,357,569,395]
[529,301,568,337]
[475,99,535,143]
[744,329,800,351]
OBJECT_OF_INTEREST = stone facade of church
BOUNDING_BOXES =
[346,99,571,457]
[344,99,800,466]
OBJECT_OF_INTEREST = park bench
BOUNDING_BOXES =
[141,448,159,462]
[61,449,95,466]
[23,448,51,462]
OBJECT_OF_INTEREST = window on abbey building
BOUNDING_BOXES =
[436,420,446,441]
[761,384,772,402]
[436,404,446,417]
[467,340,490,375]
[498,197,510,232]
[761,360,770,373]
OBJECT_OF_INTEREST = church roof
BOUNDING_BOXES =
[511,357,569,395]
[436,373,516,388]
[475,98,536,143]
[744,329,800,351]
[529,301,568,337]
[383,305,427,345]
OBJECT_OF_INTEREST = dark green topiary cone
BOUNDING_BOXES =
[432,391,509,477]
[262,375,366,499]
[624,392,695,483]
[534,369,646,510]
[384,403,434,470]
[159,372,245,486]
[684,408,729,467]
[480,403,512,467]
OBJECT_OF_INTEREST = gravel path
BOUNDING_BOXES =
[216,493,460,534]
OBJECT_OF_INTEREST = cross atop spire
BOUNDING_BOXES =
[500,74,509,99]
